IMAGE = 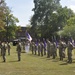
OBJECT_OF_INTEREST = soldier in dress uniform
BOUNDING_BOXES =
[67,41,73,63]
[16,41,22,61]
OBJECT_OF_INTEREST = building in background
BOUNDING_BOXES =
[16,27,27,39]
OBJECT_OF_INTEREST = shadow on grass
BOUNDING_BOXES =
[52,60,59,62]
[27,53,40,58]
[40,56,47,59]
[21,51,26,53]
[46,58,52,60]
[0,60,20,63]
[72,61,75,63]
[0,61,6,63]
[8,60,19,63]
[60,62,68,65]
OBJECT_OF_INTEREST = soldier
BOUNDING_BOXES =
[67,41,73,63]
[40,41,44,57]
[46,39,51,58]
[58,40,66,61]
[62,41,66,58]
[34,39,38,55]
[7,42,11,55]
[0,41,2,56]
[31,41,35,54]
[1,42,6,62]
[38,39,41,56]
[22,41,25,52]
[51,42,57,59]
[43,38,47,55]
[16,42,22,61]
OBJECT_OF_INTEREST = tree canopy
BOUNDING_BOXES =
[0,0,20,41]
[30,0,75,40]
[59,16,75,39]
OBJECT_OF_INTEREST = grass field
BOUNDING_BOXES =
[0,45,75,75]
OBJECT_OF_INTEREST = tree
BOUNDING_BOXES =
[53,6,75,38]
[31,0,61,39]
[59,16,75,39]
[0,0,8,31]
[31,0,75,39]
[0,0,20,41]
[3,12,20,41]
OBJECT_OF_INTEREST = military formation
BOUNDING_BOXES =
[31,38,74,64]
[0,39,74,64]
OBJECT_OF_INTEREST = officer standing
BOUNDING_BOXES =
[16,42,22,61]
[1,42,6,62]
[67,41,73,63]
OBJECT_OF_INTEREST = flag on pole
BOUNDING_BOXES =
[26,32,32,42]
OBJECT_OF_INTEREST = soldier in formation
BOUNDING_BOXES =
[58,40,66,61]
[51,42,57,59]
[40,41,44,57]
[34,39,38,55]
[16,41,22,61]
[31,41,35,54]
[43,38,47,55]
[46,39,51,58]
[67,41,73,63]
[38,39,41,56]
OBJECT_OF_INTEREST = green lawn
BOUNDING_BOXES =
[0,46,75,75]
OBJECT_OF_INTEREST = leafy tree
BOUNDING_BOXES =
[59,16,75,39]
[31,0,61,38]
[31,0,75,40]
[0,0,8,31]
[0,0,20,41]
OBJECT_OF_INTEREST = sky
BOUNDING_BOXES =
[5,0,75,27]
